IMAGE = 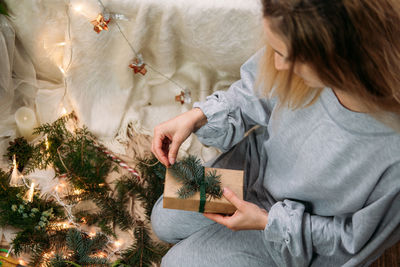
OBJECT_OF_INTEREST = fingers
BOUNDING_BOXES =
[168,139,182,165]
[151,129,170,167]
[152,130,183,167]
[222,187,244,210]
[203,213,230,225]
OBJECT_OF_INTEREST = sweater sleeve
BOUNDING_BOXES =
[264,163,400,267]
[193,48,276,152]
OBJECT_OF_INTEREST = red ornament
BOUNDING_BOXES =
[175,89,192,105]
[129,54,147,75]
[91,14,110,34]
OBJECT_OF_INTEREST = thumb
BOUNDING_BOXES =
[168,139,181,165]
[223,187,243,209]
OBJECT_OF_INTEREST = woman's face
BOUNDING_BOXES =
[263,18,325,88]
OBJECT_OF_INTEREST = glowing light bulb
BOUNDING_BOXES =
[13,154,17,168]
[74,189,83,195]
[72,4,92,19]
[61,107,68,116]
[26,181,35,202]
[73,5,82,12]
[45,135,50,150]
[58,66,66,75]
[56,42,66,46]
[56,181,67,192]
[19,259,27,265]
[114,240,122,247]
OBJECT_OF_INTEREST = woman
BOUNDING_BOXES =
[151,0,400,266]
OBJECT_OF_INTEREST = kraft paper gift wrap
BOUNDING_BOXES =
[163,168,243,214]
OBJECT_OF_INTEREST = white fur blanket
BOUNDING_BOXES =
[1,0,263,161]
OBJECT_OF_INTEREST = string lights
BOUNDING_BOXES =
[5,0,195,262]
[95,0,192,106]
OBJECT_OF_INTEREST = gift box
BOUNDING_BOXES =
[163,167,243,214]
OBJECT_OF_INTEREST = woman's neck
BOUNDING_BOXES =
[331,88,368,113]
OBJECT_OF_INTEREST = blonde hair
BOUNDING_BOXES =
[260,0,400,115]
[259,44,322,109]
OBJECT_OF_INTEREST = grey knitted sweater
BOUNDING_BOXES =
[193,49,400,266]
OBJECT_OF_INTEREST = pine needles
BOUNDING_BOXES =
[1,114,169,265]
[113,222,168,267]
[48,228,109,266]
[169,155,223,200]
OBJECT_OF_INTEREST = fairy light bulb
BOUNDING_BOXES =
[58,66,66,75]
[13,154,17,169]
[73,5,82,12]
[74,189,83,195]
[45,135,50,150]
[10,154,24,187]
[55,181,67,193]
[61,106,68,116]
[72,3,93,19]
[114,240,122,248]
[56,42,66,46]
[26,181,35,202]
[98,252,107,258]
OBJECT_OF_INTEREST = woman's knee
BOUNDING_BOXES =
[151,196,179,243]
[151,195,215,244]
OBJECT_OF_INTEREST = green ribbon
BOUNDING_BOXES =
[198,167,206,213]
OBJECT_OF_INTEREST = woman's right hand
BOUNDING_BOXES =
[151,108,207,167]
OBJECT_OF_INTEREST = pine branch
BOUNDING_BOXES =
[5,137,34,172]
[62,228,109,266]
[169,156,222,200]
[0,0,9,16]
[204,170,223,199]
[1,118,169,265]
[47,254,69,267]
[117,222,168,267]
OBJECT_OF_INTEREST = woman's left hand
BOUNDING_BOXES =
[203,187,268,231]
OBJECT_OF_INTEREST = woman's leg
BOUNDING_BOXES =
[151,196,216,244]
[161,222,277,267]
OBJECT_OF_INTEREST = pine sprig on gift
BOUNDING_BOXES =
[169,155,223,199]
[204,169,223,200]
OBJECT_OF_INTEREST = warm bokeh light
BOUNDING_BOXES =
[58,66,66,75]
[114,240,122,247]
